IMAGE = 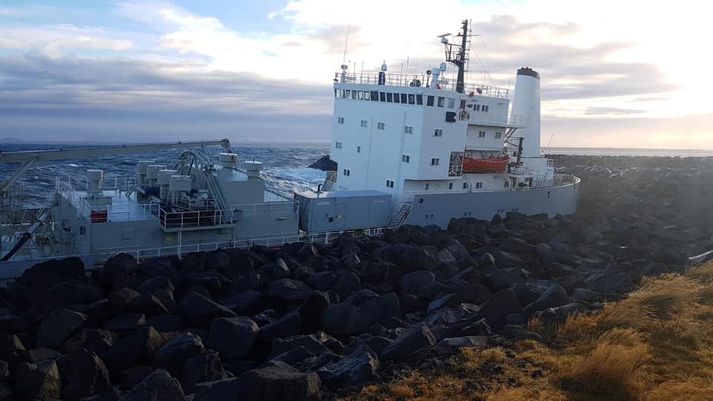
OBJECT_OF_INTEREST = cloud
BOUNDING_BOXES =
[0,54,332,143]
[585,107,645,116]
[0,25,133,57]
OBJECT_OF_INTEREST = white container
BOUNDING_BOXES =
[86,169,104,192]
[157,169,177,186]
[169,175,192,192]
[218,153,239,168]
[146,164,165,181]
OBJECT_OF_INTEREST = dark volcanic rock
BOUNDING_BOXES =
[235,361,321,401]
[19,257,85,290]
[37,309,87,349]
[522,283,569,315]
[308,155,337,171]
[261,311,302,343]
[298,291,330,333]
[14,360,61,401]
[317,344,379,388]
[322,303,372,336]
[153,332,205,376]
[0,308,29,333]
[475,288,522,331]
[398,270,436,298]
[103,326,169,372]
[268,278,313,303]
[181,352,227,393]
[220,290,263,315]
[57,349,112,401]
[208,317,259,360]
[381,325,436,361]
[179,292,235,327]
[119,369,185,401]
[436,335,489,354]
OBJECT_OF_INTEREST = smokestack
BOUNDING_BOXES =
[511,67,541,159]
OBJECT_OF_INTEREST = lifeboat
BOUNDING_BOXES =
[462,155,509,173]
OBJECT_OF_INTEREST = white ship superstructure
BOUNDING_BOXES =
[310,20,578,229]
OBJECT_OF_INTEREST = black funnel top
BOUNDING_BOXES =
[517,67,540,79]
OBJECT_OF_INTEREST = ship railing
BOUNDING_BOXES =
[61,176,137,193]
[94,227,387,262]
[229,200,298,218]
[159,207,236,230]
[336,71,510,98]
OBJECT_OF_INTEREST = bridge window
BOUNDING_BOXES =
[393,93,400,103]
[337,117,344,124]
[483,105,490,112]
[434,128,443,137]
[357,146,361,153]
[351,91,357,99]
[400,93,407,103]
[402,154,410,163]
[408,94,415,104]
[343,169,350,176]
[427,96,434,106]
[379,92,386,102]
[404,126,413,134]
[437,97,445,107]
[387,93,393,102]
[370,91,378,101]
[463,182,469,189]
[416,94,423,105]
[431,158,440,166]
[386,180,394,188]
[357,91,363,100]
[360,120,368,127]
[495,132,502,139]
[474,104,481,111]
[377,122,385,130]
[335,141,342,149]
[478,131,486,138]
[447,98,456,108]
[475,182,483,189]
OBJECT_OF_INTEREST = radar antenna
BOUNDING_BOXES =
[439,20,478,93]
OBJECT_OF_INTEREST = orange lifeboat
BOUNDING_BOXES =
[462,156,509,173]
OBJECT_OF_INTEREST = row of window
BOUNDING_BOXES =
[335,89,495,114]
[476,131,503,139]
[341,171,490,192]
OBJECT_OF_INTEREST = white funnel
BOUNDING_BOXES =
[511,67,541,158]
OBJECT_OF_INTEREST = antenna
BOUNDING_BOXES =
[342,25,351,65]
[440,20,477,93]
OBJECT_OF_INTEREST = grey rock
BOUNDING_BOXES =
[37,309,86,349]
[260,312,302,343]
[235,361,321,401]
[381,325,436,361]
[14,360,61,401]
[119,369,185,401]
[436,336,488,353]
[522,283,569,314]
[208,317,259,360]
[317,344,379,387]
[475,288,522,330]
[154,332,205,376]
[322,303,372,336]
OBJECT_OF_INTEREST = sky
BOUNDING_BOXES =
[0,0,712,149]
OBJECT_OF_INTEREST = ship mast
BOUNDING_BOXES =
[440,20,472,93]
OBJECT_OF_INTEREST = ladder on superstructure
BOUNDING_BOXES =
[388,202,412,230]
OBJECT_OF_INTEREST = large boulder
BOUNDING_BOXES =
[154,332,205,376]
[269,334,334,359]
[522,283,569,314]
[322,303,372,336]
[192,378,241,401]
[100,253,138,290]
[19,257,85,290]
[46,280,103,305]
[179,293,235,327]
[236,361,321,401]
[0,308,29,333]
[268,279,313,303]
[14,360,62,401]
[381,325,437,361]
[119,369,185,401]
[260,312,302,343]
[298,291,330,333]
[398,270,436,298]
[317,344,379,388]
[36,309,86,349]
[181,352,227,393]
[358,292,402,328]
[220,290,263,315]
[475,288,522,330]
[208,317,259,360]
[57,349,112,401]
[0,334,28,367]
[103,326,169,372]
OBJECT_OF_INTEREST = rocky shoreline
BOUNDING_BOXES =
[1,154,712,401]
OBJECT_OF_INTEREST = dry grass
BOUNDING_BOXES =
[343,262,713,401]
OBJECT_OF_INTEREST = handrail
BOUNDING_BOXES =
[336,71,510,99]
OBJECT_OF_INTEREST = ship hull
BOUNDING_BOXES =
[405,174,580,228]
